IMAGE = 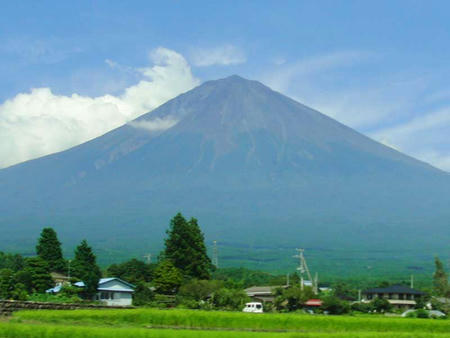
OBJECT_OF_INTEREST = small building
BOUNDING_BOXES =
[48,277,135,306]
[245,285,288,303]
[305,298,322,307]
[74,278,135,306]
[362,284,425,310]
[50,272,70,285]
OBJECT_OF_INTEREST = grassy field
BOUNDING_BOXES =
[1,308,448,337]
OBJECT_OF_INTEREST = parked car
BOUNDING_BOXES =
[243,302,263,313]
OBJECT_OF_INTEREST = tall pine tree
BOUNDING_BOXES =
[164,213,211,280]
[36,227,66,273]
[433,256,449,297]
[71,240,102,298]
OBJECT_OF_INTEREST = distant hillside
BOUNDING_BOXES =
[0,75,448,277]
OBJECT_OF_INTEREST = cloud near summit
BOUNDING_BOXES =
[0,47,199,169]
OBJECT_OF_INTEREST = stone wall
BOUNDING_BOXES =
[0,300,133,316]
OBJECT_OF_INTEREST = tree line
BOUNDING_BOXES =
[0,212,449,314]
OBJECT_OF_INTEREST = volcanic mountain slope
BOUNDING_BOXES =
[0,75,449,273]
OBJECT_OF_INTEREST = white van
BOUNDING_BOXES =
[243,302,263,313]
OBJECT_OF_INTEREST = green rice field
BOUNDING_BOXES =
[0,308,448,337]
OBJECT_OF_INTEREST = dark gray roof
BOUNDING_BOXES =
[363,284,425,295]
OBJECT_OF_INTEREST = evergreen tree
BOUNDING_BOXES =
[25,257,54,293]
[0,252,25,271]
[0,268,15,299]
[153,260,183,294]
[106,258,154,284]
[14,270,33,293]
[36,227,66,273]
[433,257,449,296]
[71,240,102,298]
[164,213,211,279]
[186,217,212,279]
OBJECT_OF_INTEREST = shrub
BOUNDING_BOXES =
[370,298,392,313]
[210,288,249,310]
[133,282,155,306]
[320,295,350,314]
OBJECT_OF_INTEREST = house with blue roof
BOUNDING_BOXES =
[47,277,135,306]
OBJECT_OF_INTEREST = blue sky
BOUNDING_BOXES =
[1,1,450,171]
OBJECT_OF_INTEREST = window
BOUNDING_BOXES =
[256,304,262,309]
[100,292,114,300]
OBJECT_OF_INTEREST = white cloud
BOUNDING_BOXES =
[190,44,246,67]
[129,117,179,131]
[370,108,450,171]
[0,47,199,169]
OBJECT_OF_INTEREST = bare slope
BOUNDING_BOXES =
[0,75,448,273]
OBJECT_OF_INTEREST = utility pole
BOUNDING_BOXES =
[67,259,71,283]
[314,272,319,294]
[212,241,219,268]
[143,253,152,264]
[293,248,313,291]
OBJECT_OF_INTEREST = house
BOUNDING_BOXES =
[362,284,425,310]
[50,272,70,285]
[47,277,135,306]
[245,285,288,303]
[74,278,135,306]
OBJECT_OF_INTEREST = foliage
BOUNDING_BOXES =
[107,259,155,284]
[36,227,66,273]
[274,286,315,312]
[415,295,429,309]
[212,267,279,288]
[164,213,211,280]
[350,301,372,313]
[153,260,183,294]
[71,240,102,299]
[433,257,449,297]
[0,268,15,299]
[132,282,155,306]
[24,257,54,293]
[416,309,430,318]
[14,269,33,293]
[332,281,357,300]
[178,279,222,302]
[27,287,83,303]
[210,287,249,310]
[430,297,450,314]
[0,252,24,272]
[320,294,350,314]
[370,297,392,313]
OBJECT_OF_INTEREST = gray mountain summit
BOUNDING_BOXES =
[0,75,448,274]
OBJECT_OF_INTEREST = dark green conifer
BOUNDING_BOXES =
[36,227,66,273]
[164,213,211,279]
[71,240,102,298]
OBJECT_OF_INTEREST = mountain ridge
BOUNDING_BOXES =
[0,75,448,275]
